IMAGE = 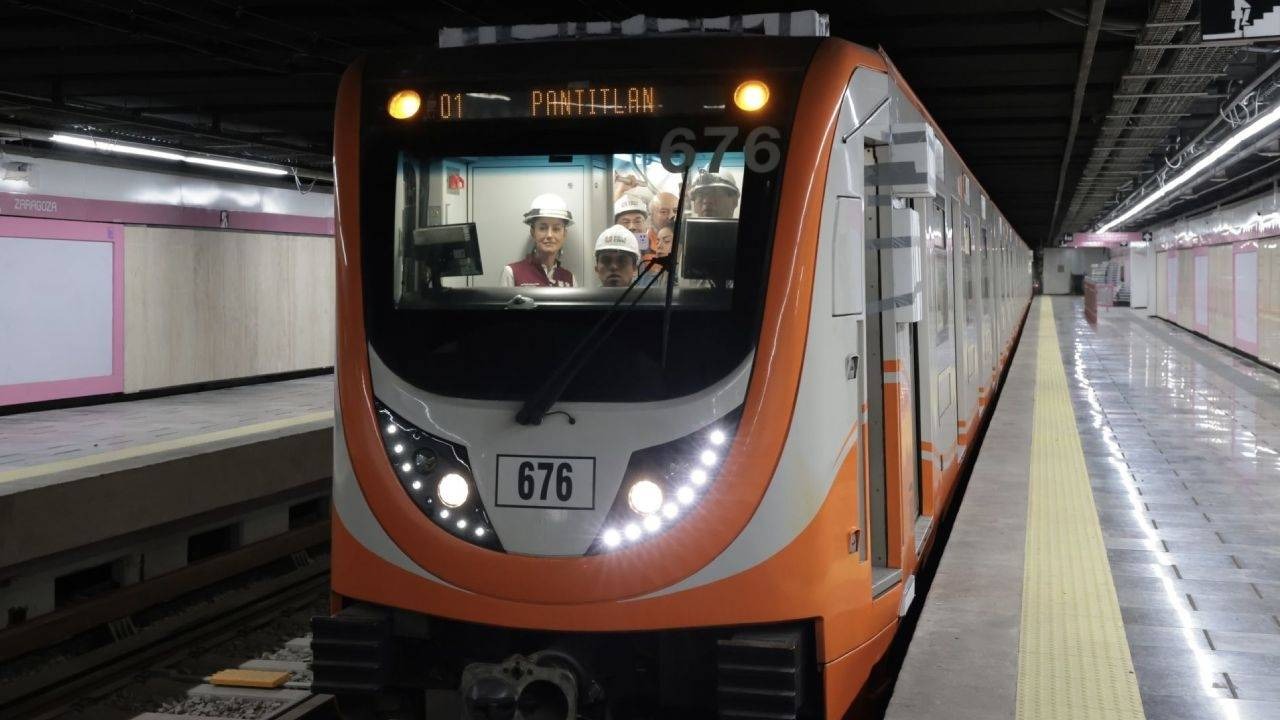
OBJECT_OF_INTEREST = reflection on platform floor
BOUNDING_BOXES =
[1065,300,1280,719]
[887,297,1280,720]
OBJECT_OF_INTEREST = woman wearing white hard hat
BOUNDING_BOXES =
[500,193,577,287]
[593,224,642,288]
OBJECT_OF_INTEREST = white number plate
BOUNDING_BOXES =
[495,455,595,509]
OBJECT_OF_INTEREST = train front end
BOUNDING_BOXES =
[319,23,883,720]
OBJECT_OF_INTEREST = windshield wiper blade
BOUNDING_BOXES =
[660,168,692,368]
[514,259,667,426]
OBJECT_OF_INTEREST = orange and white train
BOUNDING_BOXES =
[315,12,1032,720]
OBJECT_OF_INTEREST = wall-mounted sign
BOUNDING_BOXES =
[1071,231,1141,248]
[1203,1,1280,42]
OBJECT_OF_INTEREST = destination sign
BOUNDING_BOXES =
[420,83,731,121]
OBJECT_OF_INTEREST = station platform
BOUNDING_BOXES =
[886,297,1280,720]
[0,376,333,629]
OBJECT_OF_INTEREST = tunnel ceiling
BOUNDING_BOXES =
[0,1,1267,247]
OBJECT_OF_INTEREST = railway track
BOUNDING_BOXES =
[1,556,337,720]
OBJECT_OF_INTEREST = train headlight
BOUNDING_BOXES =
[590,408,742,554]
[627,480,664,515]
[387,89,421,119]
[733,80,770,112]
[437,472,470,508]
[374,400,501,550]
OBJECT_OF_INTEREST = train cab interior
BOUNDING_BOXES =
[390,152,746,305]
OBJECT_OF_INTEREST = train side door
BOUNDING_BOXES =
[864,141,926,596]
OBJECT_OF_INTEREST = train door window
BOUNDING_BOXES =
[929,197,951,349]
[962,215,978,379]
[981,227,994,371]
[932,197,955,426]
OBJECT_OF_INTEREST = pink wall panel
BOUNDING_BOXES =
[0,217,125,406]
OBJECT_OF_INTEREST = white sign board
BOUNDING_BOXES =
[1203,1,1280,42]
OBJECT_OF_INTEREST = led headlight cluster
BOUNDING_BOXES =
[374,400,501,550]
[589,408,742,554]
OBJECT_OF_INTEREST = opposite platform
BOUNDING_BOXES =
[886,296,1280,720]
[0,376,333,574]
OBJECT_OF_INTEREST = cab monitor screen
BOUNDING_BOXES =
[411,223,483,282]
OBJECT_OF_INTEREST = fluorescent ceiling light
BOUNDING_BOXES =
[110,143,185,162]
[50,133,183,161]
[183,156,288,176]
[49,134,97,149]
[1099,102,1280,232]
[49,133,286,177]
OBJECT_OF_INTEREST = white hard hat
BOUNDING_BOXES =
[689,170,740,198]
[594,224,641,260]
[614,195,648,220]
[524,193,574,225]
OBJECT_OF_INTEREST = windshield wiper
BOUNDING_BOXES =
[514,258,668,425]
[659,168,693,369]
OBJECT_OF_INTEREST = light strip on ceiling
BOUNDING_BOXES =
[1098,102,1280,232]
[182,156,288,176]
[49,134,287,177]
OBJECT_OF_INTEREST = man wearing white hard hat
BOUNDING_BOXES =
[689,169,740,219]
[614,195,649,234]
[500,193,577,287]
[594,224,641,288]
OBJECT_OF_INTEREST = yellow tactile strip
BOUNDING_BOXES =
[1015,302,1145,720]
[0,411,333,486]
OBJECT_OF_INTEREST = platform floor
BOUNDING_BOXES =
[886,297,1280,720]
[0,375,333,493]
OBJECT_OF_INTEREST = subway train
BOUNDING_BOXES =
[313,13,1033,720]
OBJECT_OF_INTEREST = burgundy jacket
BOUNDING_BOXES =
[504,255,575,287]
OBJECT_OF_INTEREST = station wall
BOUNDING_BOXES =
[123,227,334,392]
[1150,193,1280,370]
[0,152,334,407]
[1042,247,1108,294]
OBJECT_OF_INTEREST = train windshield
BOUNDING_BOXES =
[391,151,747,302]
[362,73,798,403]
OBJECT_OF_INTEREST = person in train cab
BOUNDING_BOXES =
[500,193,577,288]
[614,195,649,234]
[646,190,679,249]
[613,194,650,254]
[689,170,740,219]
[638,225,674,285]
[594,224,642,288]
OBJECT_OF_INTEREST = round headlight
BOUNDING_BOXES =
[733,80,770,112]
[387,89,421,119]
[628,480,664,515]
[437,472,470,508]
